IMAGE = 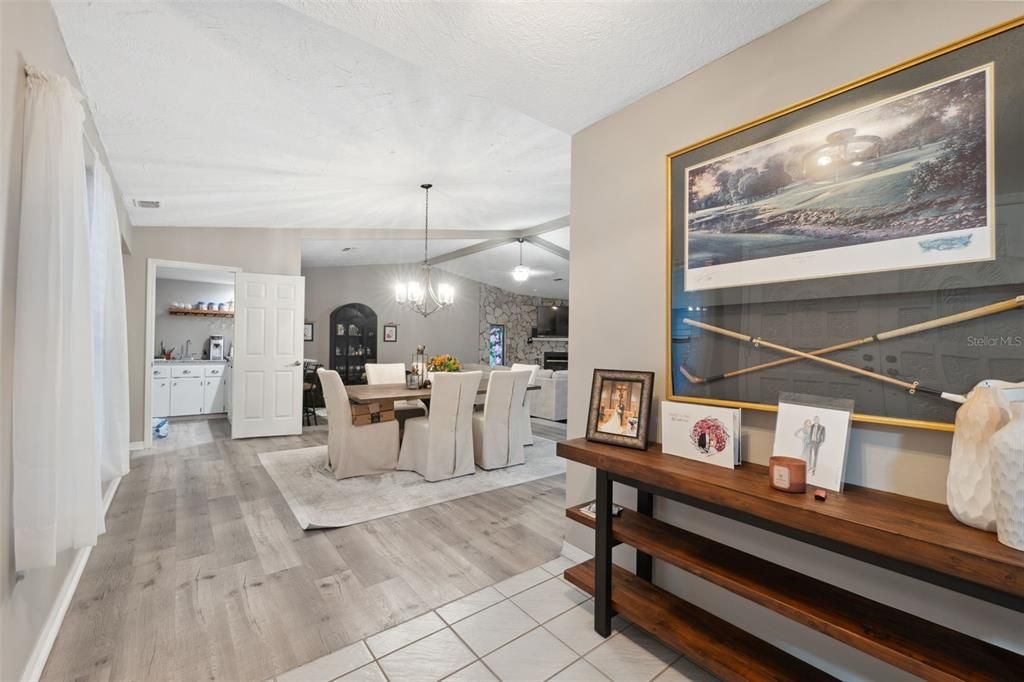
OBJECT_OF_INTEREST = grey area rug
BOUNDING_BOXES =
[258,437,565,530]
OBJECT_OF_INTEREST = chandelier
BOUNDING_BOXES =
[512,238,531,282]
[394,183,455,317]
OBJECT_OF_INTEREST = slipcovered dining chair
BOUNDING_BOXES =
[397,371,481,481]
[510,363,540,445]
[317,368,399,479]
[473,370,531,470]
[365,362,427,417]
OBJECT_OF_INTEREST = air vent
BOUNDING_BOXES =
[133,199,161,209]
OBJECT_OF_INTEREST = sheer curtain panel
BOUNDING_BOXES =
[13,66,102,571]
[90,162,130,483]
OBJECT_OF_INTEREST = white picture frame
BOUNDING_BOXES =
[771,393,854,491]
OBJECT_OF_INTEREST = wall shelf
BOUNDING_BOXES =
[168,307,234,318]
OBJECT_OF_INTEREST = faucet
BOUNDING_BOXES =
[185,339,192,360]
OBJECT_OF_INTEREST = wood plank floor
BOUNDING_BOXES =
[41,418,567,682]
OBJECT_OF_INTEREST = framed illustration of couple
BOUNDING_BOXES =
[771,393,854,492]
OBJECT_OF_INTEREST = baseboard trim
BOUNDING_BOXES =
[20,476,122,682]
[129,440,145,451]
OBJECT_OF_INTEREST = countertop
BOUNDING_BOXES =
[154,359,229,364]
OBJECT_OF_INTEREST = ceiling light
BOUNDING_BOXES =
[394,183,455,317]
[512,239,531,282]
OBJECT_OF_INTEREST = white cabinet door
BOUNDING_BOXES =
[224,366,232,423]
[231,273,305,439]
[152,377,171,417]
[170,377,204,416]
[204,376,225,414]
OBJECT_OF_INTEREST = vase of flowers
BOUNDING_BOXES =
[425,354,461,387]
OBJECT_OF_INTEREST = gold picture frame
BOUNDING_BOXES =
[664,15,1024,433]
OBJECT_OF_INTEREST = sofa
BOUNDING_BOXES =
[530,369,568,421]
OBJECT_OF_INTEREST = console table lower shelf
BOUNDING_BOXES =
[557,437,1024,682]
[563,560,835,681]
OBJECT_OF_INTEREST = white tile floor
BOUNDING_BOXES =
[270,549,718,682]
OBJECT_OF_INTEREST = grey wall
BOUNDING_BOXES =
[153,279,235,359]
[0,1,132,678]
[568,1,1024,677]
[303,264,481,369]
[125,227,303,441]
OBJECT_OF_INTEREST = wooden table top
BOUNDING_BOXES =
[557,437,1024,604]
[346,380,539,404]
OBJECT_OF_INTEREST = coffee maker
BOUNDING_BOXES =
[208,335,225,361]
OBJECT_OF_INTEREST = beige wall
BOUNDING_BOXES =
[0,1,133,679]
[303,264,482,370]
[568,1,1024,677]
[125,227,302,441]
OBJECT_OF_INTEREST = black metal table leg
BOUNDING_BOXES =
[636,489,653,582]
[594,470,613,637]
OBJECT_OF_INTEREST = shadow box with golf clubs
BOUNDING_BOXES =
[667,18,1024,431]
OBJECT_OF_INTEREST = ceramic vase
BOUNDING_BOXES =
[991,402,1024,551]
[947,385,1007,531]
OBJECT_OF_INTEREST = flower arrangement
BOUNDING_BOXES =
[427,354,462,372]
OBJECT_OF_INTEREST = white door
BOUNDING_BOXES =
[170,377,204,416]
[231,273,305,438]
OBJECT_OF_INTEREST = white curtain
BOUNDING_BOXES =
[90,162,130,483]
[13,66,102,571]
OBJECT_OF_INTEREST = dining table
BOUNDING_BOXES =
[346,380,540,405]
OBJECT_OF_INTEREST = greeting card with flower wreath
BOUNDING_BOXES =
[661,401,741,469]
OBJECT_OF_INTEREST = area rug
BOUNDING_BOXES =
[258,437,565,530]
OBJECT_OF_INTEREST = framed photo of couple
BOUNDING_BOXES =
[586,369,655,450]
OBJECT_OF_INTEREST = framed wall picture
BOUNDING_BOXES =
[383,324,398,342]
[303,322,314,342]
[586,369,655,450]
[666,18,1024,432]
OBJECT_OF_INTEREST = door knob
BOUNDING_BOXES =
[294,360,302,366]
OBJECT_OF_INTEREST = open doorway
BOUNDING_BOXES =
[143,259,239,449]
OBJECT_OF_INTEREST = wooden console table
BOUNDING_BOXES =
[557,438,1024,681]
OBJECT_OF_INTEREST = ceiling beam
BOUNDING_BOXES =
[525,236,569,261]
[292,215,570,242]
[425,237,519,266]
[514,215,570,239]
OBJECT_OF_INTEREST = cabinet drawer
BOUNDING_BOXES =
[171,365,202,378]
[204,365,224,377]
[153,365,170,379]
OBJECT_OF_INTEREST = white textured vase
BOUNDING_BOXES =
[947,385,1008,531]
[991,402,1024,551]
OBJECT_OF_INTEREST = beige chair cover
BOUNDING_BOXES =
[397,371,481,481]
[473,370,531,470]
[317,368,399,479]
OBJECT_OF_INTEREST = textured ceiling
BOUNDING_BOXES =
[54,0,822,232]
[300,238,484,268]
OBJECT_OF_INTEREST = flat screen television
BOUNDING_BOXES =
[535,305,568,338]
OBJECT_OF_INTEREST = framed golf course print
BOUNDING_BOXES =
[667,17,1024,431]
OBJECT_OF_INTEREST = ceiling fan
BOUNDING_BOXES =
[511,238,556,283]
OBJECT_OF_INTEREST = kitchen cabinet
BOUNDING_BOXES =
[153,362,229,417]
[170,377,204,416]
[153,371,171,418]
[204,377,225,413]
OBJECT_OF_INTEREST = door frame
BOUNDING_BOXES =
[143,258,241,448]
